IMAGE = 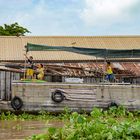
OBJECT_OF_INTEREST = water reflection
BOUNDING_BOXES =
[0,120,63,140]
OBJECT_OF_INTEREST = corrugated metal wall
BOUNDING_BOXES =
[0,71,20,101]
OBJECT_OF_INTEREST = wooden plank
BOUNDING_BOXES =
[0,71,2,100]
[0,71,6,100]
[11,72,16,80]
[24,100,110,108]
[50,89,96,94]
[65,97,96,101]
[48,69,63,75]
[13,73,20,80]
[0,66,23,73]
[5,72,11,101]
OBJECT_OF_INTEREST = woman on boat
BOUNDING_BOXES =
[36,64,44,80]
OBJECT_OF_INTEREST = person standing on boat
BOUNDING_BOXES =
[106,61,114,82]
[24,54,34,79]
[36,64,44,80]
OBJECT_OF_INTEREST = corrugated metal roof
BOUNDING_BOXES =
[45,62,140,77]
[1,62,140,77]
[0,36,140,61]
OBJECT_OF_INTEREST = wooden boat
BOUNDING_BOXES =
[0,80,138,112]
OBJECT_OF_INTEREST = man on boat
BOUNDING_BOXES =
[106,61,114,82]
[24,54,34,79]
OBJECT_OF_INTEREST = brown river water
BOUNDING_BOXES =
[0,120,63,140]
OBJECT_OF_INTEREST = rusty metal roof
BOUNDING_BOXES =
[0,36,140,62]
[1,62,140,77]
[60,62,140,77]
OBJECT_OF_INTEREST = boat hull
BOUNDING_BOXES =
[1,81,140,112]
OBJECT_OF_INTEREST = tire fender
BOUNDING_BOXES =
[109,101,118,108]
[51,90,64,103]
[11,96,23,110]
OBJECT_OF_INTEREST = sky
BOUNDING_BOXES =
[0,0,140,36]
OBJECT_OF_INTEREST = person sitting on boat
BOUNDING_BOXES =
[36,64,44,80]
[24,54,34,79]
[106,61,114,82]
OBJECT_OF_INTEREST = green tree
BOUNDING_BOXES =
[0,22,30,36]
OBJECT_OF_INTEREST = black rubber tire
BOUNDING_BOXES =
[51,90,64,103]
[11,96,23,110]
[109,102,118,108]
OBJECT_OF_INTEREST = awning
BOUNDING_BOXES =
[26,43,140,58]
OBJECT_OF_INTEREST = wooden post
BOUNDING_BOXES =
[0,71,6,100]
[5,72,11,100]
[0,71,1,100]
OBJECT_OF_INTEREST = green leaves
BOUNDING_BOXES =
[42,107,140,140]
[1,107,140,140]
[0,22,30,36]
[90,108,102,118]
[28,134,47,140]
[48,127,56,134]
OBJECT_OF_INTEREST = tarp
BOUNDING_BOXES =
[25,43,140,58]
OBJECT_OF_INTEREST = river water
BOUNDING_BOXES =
[0,120,63,140]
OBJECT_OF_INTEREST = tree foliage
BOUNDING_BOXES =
[0,22,30,36]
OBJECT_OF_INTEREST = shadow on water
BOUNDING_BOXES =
[0,120,63,140]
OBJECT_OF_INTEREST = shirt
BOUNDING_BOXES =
[107,66,113,74]
[37,67,44,75]
[27,59,34,69]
